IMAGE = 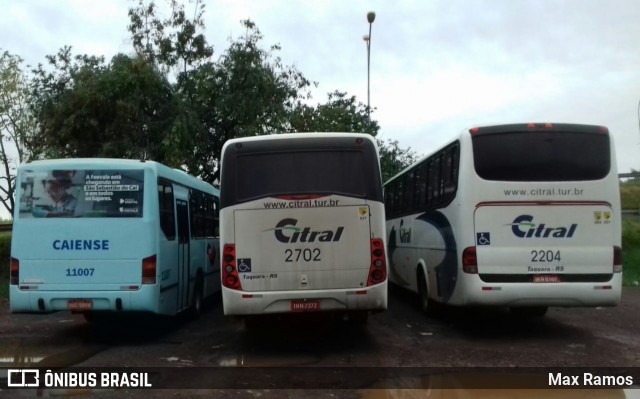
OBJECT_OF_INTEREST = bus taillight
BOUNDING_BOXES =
[223,244,242,290]
[10,257,19,285]
[142,255,157,284]
[367,238,387,286]
[462,247,478,274]
[613,246,622,273]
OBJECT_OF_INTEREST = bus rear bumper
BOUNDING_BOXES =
[461,274,622,307]
[221,282,388,316]
[8,286,159,314]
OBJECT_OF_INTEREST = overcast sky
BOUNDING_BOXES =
[2,0,640,175]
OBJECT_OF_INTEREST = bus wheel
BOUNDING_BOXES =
[190,278,203,319]
[349,311,368,325]
[417,271,430,314]
[417,270,437,316]
[83,312,95,323]
[510,306,548,317]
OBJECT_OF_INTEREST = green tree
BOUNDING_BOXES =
[30,47,192,166]
[377,138,418,182]
[28,1,416,188]
[290,90,418,182]
[128,0,213,74]
[289,90,378,134]
[0,50,36,216]
[178,20,312,182]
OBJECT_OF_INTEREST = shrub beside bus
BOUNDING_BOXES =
[384,123,622,316]
[10,158,220,318]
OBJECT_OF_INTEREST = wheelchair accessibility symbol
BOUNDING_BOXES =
[476,233,491,246]
[237,259,252,273]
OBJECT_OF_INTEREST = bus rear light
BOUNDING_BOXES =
[223,244,242,290]
[142,255,157,284]
[225,275,239,287]
[613,246,622,273]
[367,238,387,286]
[462,247,478,274]
[10,257,19,285]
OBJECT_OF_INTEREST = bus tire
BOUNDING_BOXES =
[244,316,263,331]
[417,269,437,316]
[349,311,368,325]
[510,306,548,317]
[83,312,96,323]
[190,277,204,319]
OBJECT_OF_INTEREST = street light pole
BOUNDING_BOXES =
[364,11,376,121]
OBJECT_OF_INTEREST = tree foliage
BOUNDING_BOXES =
[0,50,36,216]
[128,0,213,74]
[377,138,419,183]
[177,19,312,182]
[289,90,378,134]
[29,47,191,166]
[25,0,416,188]
[290,90,418,183]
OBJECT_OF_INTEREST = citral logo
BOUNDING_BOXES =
[268,218,344,243]
[508,215,577,238]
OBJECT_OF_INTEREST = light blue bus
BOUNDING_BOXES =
[10,159,220,318]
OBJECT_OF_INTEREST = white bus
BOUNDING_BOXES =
[384,123,622,316]
[219,133,388,324]
[10,158,221,319]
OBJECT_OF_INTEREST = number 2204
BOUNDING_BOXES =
[530,250,561,262]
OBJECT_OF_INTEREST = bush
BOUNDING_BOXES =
[622,220,640,251]
[620,181,640,210]
[623,249,640,286]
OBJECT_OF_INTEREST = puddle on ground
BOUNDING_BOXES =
[216,353,320,367]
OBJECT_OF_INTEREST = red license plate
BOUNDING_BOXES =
[533,275,560,283]
[291,300,320,312]
[68,300,93,311]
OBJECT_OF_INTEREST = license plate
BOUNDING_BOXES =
[533,275,560,283]
[291,299,320,312]
[68,299,93,311]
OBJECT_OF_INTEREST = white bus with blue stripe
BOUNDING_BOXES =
[10,159,220,318]
[384,123,622,316]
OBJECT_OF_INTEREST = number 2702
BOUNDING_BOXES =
[530,250,561,262]
[285,248,321,262]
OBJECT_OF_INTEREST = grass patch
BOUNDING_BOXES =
[622,219,640,249]
[620,181,640,210]
[623,248,640,286]
[622,220,640,286]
